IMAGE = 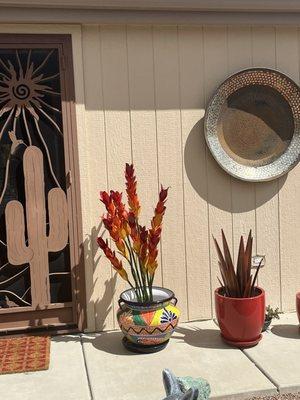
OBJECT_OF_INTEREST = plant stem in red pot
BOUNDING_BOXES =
[213,230,264,348]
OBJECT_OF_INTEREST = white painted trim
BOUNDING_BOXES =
[0,8,300,25]
[0,0,300,13]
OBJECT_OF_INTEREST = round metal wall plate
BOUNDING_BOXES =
[204,68,300,182]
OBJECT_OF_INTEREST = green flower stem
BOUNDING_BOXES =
[124,238,142,301]
[134,223,145,293]
[131,246,148,302]
[127,279,135,290]
[145,272,153,302]
[135,223,152,302]
[124,237,144,300]
[135,253,149,302]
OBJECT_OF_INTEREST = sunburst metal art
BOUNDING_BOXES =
[0,48,70,308]
[0,49,62,189]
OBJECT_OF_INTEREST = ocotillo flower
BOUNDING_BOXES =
[100,191,115,216]
[125,163,141,217]
[101,190,129,244]
[97,164,169,303]
[111,190,128,221]
[139,226,149,270]
[97,237,128,281]
[148,186,169,276]
[115,238,127,258]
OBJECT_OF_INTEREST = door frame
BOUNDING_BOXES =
[0,33,86,333]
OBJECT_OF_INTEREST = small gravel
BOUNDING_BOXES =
[249,394,300,400]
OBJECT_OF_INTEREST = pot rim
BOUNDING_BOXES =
[119,286,175,307]
[215,286,265,301]
[296,292,300,298]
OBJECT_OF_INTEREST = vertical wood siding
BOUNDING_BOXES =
[81,24,300,331]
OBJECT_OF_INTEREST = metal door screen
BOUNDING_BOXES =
[0,35,85,333]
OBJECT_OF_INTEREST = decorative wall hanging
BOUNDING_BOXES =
[204,68,300,182]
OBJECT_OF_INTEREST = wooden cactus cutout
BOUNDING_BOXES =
[5,146,68,308]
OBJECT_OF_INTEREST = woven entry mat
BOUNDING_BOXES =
[249,394,300,399]
[0,336,50,374]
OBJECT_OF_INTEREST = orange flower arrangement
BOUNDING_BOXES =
[97,164,168,302]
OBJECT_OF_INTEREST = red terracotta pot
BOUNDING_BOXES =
[215,287,265,348]
[296,292,300,323]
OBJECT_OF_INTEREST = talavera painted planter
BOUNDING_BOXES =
[117,287,180,353]
[215,287,265,348]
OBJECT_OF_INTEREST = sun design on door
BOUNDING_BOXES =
[0,49,71,309]
[0,50,63,190]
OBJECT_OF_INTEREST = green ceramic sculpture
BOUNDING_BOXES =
[177,375,211,400]
[162,369,210,400]
[162,369,198,400]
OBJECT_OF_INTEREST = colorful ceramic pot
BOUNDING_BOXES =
[296,292,300,323]
[117,287,180,353]
[215,287,265,348]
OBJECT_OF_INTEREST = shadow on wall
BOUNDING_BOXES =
[81,223,117,332]
[184,118,287,213]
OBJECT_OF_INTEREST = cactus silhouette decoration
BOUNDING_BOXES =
[5,145,68,307]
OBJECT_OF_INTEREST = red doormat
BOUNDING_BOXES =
[0,336,50,374]
[250,393,300,399]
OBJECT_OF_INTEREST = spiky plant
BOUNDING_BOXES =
[214,230,262,298]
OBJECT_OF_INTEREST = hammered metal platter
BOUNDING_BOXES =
[204,68,300,182]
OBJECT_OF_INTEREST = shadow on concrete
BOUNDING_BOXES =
[271,324,300,339]
[53,330,137,356]
[172,325,231,350]
[52,335,82,343]
[81,332,138,357]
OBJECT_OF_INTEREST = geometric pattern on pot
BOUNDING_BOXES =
[205,68,300,182]
[119,322,177,347]
[117,304,180,346]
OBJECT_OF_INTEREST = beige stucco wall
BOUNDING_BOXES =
[2,23,300,332]
[81,23,300,332]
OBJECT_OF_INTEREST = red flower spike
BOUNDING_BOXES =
[139,226,148,242]
[100,191,110,207]
[147,186,169,277]
[97,164,169,298]
[125,163,141,217]
[97,237,107,251]
[159,186,169,202]
[128,212,136,228]
[97,237,128,281]
[116,239,127,257]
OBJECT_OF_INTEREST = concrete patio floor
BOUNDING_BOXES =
[0,312,299,400]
